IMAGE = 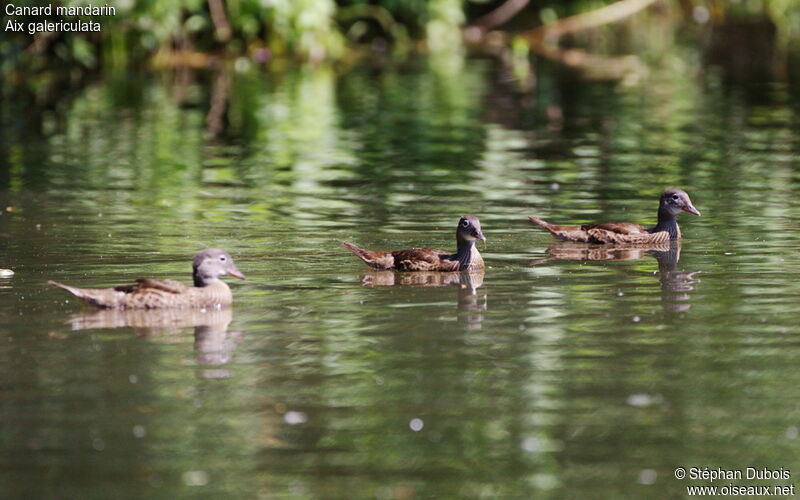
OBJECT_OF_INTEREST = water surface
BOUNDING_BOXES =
[2,59,800,498]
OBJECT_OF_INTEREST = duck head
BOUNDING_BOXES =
[457,215,486,243]
[660,189,701,217]
[193,249,246,287]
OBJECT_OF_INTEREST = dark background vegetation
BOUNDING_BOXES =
[3,0,800,82]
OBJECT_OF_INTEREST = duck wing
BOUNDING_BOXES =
[133,278,188,294]
[50,278,191,309]
[585,223,665,244]
[113,279,195,309]
[393,248,458,272]
[584,222,647,234]
[531,208,680,244]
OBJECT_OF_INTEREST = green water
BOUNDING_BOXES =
[2,58,800,498]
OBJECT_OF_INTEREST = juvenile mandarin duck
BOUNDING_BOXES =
[49,249,245,309]
[529,189,700,244]
[343,216,486,271]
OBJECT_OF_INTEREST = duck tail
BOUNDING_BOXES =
[342,242,395,270]
[48,280,87,298]
[48,280,111,308]
[528,216,559,235]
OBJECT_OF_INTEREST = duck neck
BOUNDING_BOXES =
[193,273,216,287]
[455,239,476,270]
[650,208,680,239]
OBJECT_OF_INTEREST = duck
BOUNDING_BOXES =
[528,189,700,244]
[343,216,486,271]
[48,248,245,309]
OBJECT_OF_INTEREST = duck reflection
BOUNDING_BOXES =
[532,241,670,263]
[651,243,702,312]
[534,241,700,311]
[65,308,240,377]
[360,270,487,329]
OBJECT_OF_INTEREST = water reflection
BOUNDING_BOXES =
[4,54,800,498]
[651,243,702,312]
[533,242,672,263]
[361,270,487,329]
[534,241,700,311]
[65,308,239,377]
[0,273,13,290]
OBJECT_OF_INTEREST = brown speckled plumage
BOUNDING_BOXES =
[49,249,245,309]
[529,189,700,244]
[343,216,486,272]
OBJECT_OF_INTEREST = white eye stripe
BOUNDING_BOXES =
[461,220,469,227]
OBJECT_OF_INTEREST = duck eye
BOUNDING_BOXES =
[671,194,679,200]
[220,256,227,261]
[461,220,469,228]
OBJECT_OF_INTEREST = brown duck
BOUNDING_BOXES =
[49,248,245,309]
[529,189,700,244]
[343,216,486,271]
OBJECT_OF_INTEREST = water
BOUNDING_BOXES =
[2,58,800,498]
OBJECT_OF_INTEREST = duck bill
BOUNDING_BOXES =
[683,204,701,216]
[475,231,487,242]
[228,267,246,280]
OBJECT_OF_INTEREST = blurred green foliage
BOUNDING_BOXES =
[2,0,800,72]
[1,0,461,73]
